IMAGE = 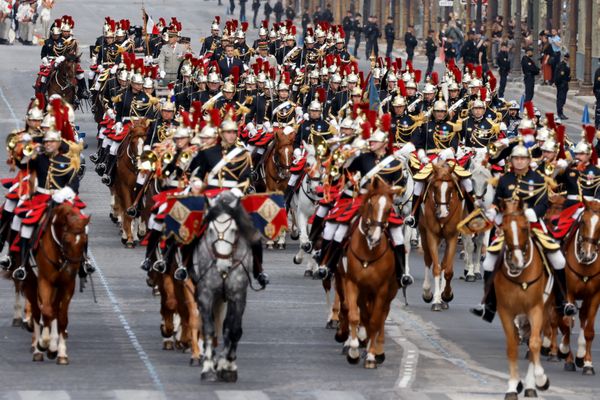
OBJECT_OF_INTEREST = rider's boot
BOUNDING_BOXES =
[251,241,269,288]
[469,270,497,322]
[127,182,144,217]
[141,229,161,271]
[284,185,295,210]
[308,215,325,249]
[12,237,30,281]
[554,268,577,317]
[101,153,117,186]
[394,244,413,287]
[77,78,91,99]
[404,195,422,228]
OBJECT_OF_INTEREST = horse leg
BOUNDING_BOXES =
[330,289,341,328]
[334,271,349,344]
[474,233,485,278]
[421,230,434,303]
[12,285,23,327]
[524,304,550,395]
[365,290,389,369]
[217,298,246,383]
[276,231,286,250]
[37,278,54,351]
[462,233,476,282]
[344,278,361,364]
[32,320,44,362]
[498,308,523,398]
[198,292,217,382]
[582,295,600,375]
[441,236,457,307]
[183,279,202,365]
[425,232,443,311]
[160,276,177,350]
[56,279,75,365]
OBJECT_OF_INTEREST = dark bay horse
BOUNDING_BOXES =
[47,53,80,107]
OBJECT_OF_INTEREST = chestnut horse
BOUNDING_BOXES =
[264,126,295,249]
[32,202,90,364]
[496,199,550,398]
[343,177,399,368]
[112,119,148,247]
[418,161,463,311]
[560,198,600,375]
[47,53,79,107]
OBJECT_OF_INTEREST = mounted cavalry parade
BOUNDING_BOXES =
[0,1,600,400]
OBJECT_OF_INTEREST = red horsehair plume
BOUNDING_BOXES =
[430,71,439,86]
[242,21,249,32]
[545,113,556,131]
[487,70,497,91]
[584,125,598,164]
[158,17,166,27]
[385,57,391,69]
[406,60,413,73]
[119,19,130,31]
[413,70,422,83]
[231,66,240,86]
[361,122,371,140]
[367,110,377,130]
[380,113,392,131]
[316,87,326,104]
[474,65,482,79]
[447,58,456,70]
[290,25,297,36]
[556,124,566,159]
[452,66,462,83]
[252,63,260,75]
[466,63,475,74]
[208,108,222,127]
[281,71,290,85]
[269,67,276,81]
[34,92,46,111]
[479,87,487,102]
[180,111,192,128]
[398,79,407,97]
[191,101,203,126]
[524,101,535,119]
[395,57,402,71]
[358,71,365,88]
[352,102,370,120]
[262,20,268,28]
[214,16,220,25]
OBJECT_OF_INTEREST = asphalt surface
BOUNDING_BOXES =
[0,2,598,400]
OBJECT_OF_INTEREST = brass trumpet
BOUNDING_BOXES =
[23,143,36,157]
[5,132,18,153]
[162,150,174,165]
[544,163,555,176]
[139,149,159,172]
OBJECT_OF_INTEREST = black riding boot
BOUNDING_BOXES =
[90,139,104,164]
[77,78,90,99]
[284,185,295,210]
[316,239,331,265]
[101,154,117,186]
[0,209,14,252]
[308,215,325,246]
[12,237,30,281]
[127,182,144,217]
[554,268,577,316]
[325,241,343,276]
[469,270,497,322]
[0,229,17,270]
[251,241,269,287]
[95,146,109,175]
[394,244,413,287]
[141,229,161,271]
[406,195,422,228]
[464,190,476,213]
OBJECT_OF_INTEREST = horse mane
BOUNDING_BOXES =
[203,192,260,244]
[129,119,149,138]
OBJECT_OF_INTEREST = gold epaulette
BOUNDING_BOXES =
[111,94,122,103]
[448,120,463,132]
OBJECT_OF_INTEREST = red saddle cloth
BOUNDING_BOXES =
[547,203,581,240]
[325,196,364,223]
[106,121,131,142]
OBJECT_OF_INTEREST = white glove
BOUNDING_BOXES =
[421,156,431,165]
[394,142,415,159]
[52,187,76,203]
[91,56,97,65]
[263,121,272,133]
[55,55,65,65]
[485,207,497,221]
[556,159,568,170]
[143,145,151,152]
[87,70,95,80]
[499,138,510,146]
[524,208,538,223]
[97,64,105,73]
[230,187,244,198]
[41,57,49,66]
[303,112,309,121]
[439,148,455,161]
[115,122,123,134]
[110,65,118,74]
[293,148,303,162]
[106,108,116,120]
[530,161,538,170]
[295,107,303,119]
[159,70,166,79]
[292,85,298,91]
[21,133,32,142]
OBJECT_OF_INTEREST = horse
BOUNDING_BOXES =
[463,148,495,282]
[418,161,464,311]
[264,126,295,249]
[495,199,551,399]
[192,191,256,382]
[32,202,90,364]
[47,53,80,107]
[111,119,148,247]
[560,198,600,375]
[342,177,399,368]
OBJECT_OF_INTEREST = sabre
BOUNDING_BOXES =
[126,171,155,217]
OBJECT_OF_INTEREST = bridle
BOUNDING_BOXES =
[43,212,87,272]
[271,137,293,180]
[502,210,533,277]
[429,174,460,219]
[353,194,392,266]
[574,207,600,264]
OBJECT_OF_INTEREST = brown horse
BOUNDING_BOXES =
[496,199,550,398]
[343,177,399,368]
[418,161,463,311]
[264,127,295,192]
[560,198,600,375]
[111,119,148,247]
[47,53,80,107]
[32,202,90,364]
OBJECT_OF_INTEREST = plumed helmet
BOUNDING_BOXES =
[405,80,417,89]
[510,141,530,158]
[340,117,354,130]
[181,64,193,77]
[173,126,192,139]
[540,138,558,153]
[422,83,436,94]
[509,100,520,110]
[223,81,236,93]
[277,81,290,91]
[309,69,319,79]
[448,81,460,91]
[245,74,257,85]
[518,118,536,130]
[41,114,55,129]
[536,126,552,142]
[330,73,342,84]
[143,77,154,89]
[472,98,485,109]
[26,106,44,121]
[308,100,322,112]
[131,72,144,85]
[433,99,448,112]
[207,71,221,83]
[198,125,218,139]
[387,73,398,83]
[43,128,62,142]
[369,128,387,143]
[117,69,129,82]
[319,66,329,76]
[351,87,362,97]
[469,78,483,88]
[391,95,407,107]
[573,139,593,155]
[305,35,315,44]
[220,118,237,132]
[346,73,359,84]
[161,100,176,112]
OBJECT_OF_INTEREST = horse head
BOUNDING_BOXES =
[129,118,150,159]
[430,161,459,220]
[302,142,322,195]
[577,199,600,264]
[273,126,296,179]
[60,52,81,79]
[470,150,493,202]
[501,199,531,276]
[50,203,90,266]
[360,177,397,250]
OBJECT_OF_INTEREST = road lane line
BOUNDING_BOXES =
[216,391,270,400]
[0,85,20,129]
[87,249,165,392]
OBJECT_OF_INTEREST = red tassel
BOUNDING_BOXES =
[316,87,326,104]
[380,113,392,132]
[398,80,407,97]
[556,125,566,159]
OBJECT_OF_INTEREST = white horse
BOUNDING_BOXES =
[462,148,495,282]
[289,144,323,276]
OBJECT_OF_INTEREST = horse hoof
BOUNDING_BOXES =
[375,353,385,364]
[341,345,349,355]
[293,255,302,265]
[32,353,44,362]
[422,292,433,304]
[364,359,377,369]
[303,269,313,278]
[536,376,549,391]
[189,357,200,366]
[24,319,33,333]
[11,318,23,327]
[401,275,414,287]
[358,339,368,348]
[504,393,518,400]
[46,350,58,360]
[524,388,537,397]
[575,357,585,368]
[152,286,160,297]
[441,292,454,303]
[583,366,596,375]
[277,244,286,250]
[109,213,118,224]
[120,238,127,245]
[346,353,360,365]
[126,241,135,248]
[217,369,238,383]
[200,370,218,382]
[441,302,449,310]
[564,362,576,371]
[410,239,419,248]
[289,230,300,240]
[37,342,48,352]
[540,346,550,357]
[431,303,442,312]
[334,331,348,343]
[475,272,482,280]
[163,341,174,351]
[465,274,476,283]
[301,242,313,252]
[56,356,69,365]
[546,354,560,362]
[557,349,569,360]
[266,244,274,250]
[325,320,338,329]
[160,324,170,338]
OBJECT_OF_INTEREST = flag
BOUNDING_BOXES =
[582,104,590,125]
[142,8,160,35]
[519,94,525,113]
[368,74,380,111]
[163,196,206,244]
[241,193,288,240]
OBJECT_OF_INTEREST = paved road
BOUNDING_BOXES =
[0,2,598,400]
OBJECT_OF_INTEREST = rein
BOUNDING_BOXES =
[348,232,391,268]
[41,214,85,273]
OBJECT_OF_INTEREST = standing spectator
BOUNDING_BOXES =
[384,17,394,58]
[252,0,260,28]
[352,13,362,58]
[554,53,570,120]
[264,0,272,24]
[478,37,490,75]
[273,0,283,23]
[445,20,463,61]
[496,41,511,98]
[364,16,380,59]
[228,0,235,16]
[37,0,54,39]
[285,3,295,21]
[461,30,478,65]
[540,33,553,85]
[312,6,321,25]
[521,46,540,102]
[17,1,35,45]
[0,1,14,45]
[322,4,334,24]
[548,28,562,84]
[342,10,353,47]
[425,29,437,77]
[444,36,457,65]
[239,0,247,22]
[301,7,310,35]
[594,60,600,129]
[404,25,417,62]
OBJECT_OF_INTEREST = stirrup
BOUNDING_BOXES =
[101,174,112,186]
[256,272,269,287]
[83,258,95,274]
[12,266,26,281]
[89,152,99,163]
[313,265,329,280]
[400,274,414,287]
[404,215,416,228]
[173,266,188,281]
[152,259,167,274]
[0,255,12,270]
[563,302,577,317]
[140,258,152,271]
[126,206,139,218]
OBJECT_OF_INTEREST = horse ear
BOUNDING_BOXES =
[228,196,240,209]
[206,196,215,208]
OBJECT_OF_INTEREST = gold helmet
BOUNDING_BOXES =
[540,138,558,153]
[433,99,448,112]
[391,95,407,107]
[511,138,530,158]
[161,99,176,112]
[223,81,236,93]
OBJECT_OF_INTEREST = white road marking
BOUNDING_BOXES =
[0,85,19,129]
[216,391,270,400]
